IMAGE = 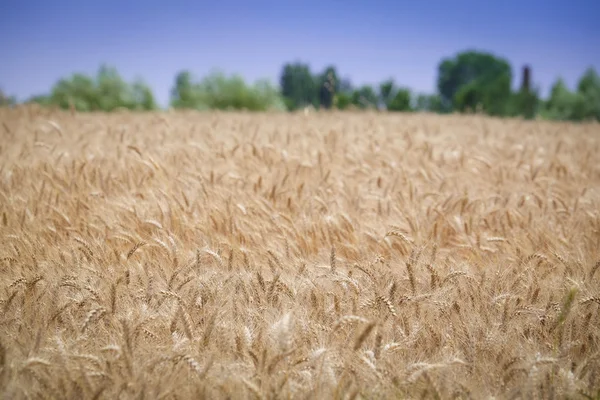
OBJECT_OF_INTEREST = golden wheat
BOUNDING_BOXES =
[0,106,599,399]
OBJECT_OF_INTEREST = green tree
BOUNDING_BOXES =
[334,77,354,110]
[131,79,157,110]
[170,70,284,111]
[351,85,378,109]
[334,92,352,110]
[576,67,600,121]
[437,50,513,115]
[50,73,97,111]
[542,78,585,121]
[453,81,483,113]
[170,71,203,109]
[507,87,540,119]
[318,66,339,109]
[377,79,420,112]
[279,63,318,110]
[95,65,133,111]
[29,65,157,112]
[379,79,395,107]
[252,79,287,111]
[387,88,412,111]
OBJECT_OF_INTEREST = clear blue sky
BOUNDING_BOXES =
[1,0,599,107]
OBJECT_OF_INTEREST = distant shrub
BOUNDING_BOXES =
[26,65,157,112]
[171,70,285,111]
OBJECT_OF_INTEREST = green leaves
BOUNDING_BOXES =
[542,78,586,121]
[318,66,339,109]
[28,65,157,112]
[279,63,318,110]
[379,80,395,106]
[171,71,203,109]
[17,55,599,121]
[170,70,285,112]
[351,85,379,109]
[438,51,513,116]
[577,68,600,121]
[334,92,352,110]
[437,50,599,121]
[131,80,157,111]
[387,88,412,112]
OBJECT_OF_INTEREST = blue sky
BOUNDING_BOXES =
[1,0,599,107]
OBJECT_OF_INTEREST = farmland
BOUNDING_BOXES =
[1,107,599,399]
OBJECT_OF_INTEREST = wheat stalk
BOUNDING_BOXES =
[1,108,597,398]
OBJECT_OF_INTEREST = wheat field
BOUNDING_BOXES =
[1,106,599,399]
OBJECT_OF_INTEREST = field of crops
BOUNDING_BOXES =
[1,106,599,399]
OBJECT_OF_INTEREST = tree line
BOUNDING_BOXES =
[1,50,599,122]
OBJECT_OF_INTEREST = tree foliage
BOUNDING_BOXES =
[334,93,353,110]
[279,63,318,110]
[387,88,412,111]
[10,53,600,121]
[507,88,540,120]
[438,51,512,115]
[318,66,339,109]
[541,79,586,121]
[379,80,395,107]
[27,65,156,111]
[351,85,379,109]
[170,70,285,111]
[576,68,600,121]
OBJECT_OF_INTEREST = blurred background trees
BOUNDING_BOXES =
[437,51,513,115]
[279,63,318,110]
[170,70,285,111]
[538,69,600,122]
[22,65,156,111]
[13,50,600,122]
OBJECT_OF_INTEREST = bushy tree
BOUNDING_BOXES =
[279,63,318,110]
[28,65,157,112]
[379,79,395,107]
[49,74,97,111]
[334,93,352,110]
[506,87,540,119]
[437,50,512,115]
[541,79,585,121]
[171,71,202,109]
[539,69,600,122]
[130,79,157,111]
[170,70,285,111]
[333,77,354,110]
[95,65,134,111]
[387,88,412,111]
[375,79,414,112]
[351,85,378,109]
[318,66,339,109]
[252,79,287,111]
[576,68,600,121]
